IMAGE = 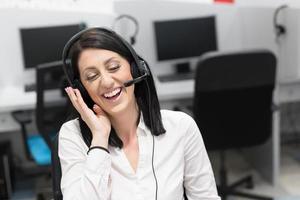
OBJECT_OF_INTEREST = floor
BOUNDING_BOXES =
[208,143,300,200]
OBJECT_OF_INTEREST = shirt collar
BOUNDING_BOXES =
[137,113,148,136]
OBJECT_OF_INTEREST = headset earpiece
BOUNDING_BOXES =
[73,79,89,100]
[130,36,136,45]
[131,59,149,79]
[139,60,149,75]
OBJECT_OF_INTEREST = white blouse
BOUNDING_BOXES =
[59,110,220,200]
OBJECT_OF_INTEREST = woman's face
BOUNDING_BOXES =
[78,48,136,116]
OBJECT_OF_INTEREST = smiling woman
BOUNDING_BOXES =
[78,49,136,116]
[58,27,220,200]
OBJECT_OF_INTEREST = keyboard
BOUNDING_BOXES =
[24,82,61,92]
[157,72,195,82]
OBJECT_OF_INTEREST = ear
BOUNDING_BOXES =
[130,61,140,78]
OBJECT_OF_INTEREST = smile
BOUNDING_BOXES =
[102,87,122,100]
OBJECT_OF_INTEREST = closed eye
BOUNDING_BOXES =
[108,64,121,72]
[86,73,99,81]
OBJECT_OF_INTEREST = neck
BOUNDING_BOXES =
[110,102,139,146]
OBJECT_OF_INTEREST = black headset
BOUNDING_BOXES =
[112,14,139,45]
[62,27,149,100]
[274,5,288,39]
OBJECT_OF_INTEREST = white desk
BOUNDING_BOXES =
[156,78,300,105]
[0,85,63,132]
[156,79,194,102]
[2,78,300,111]
[1,78,300,185]
[1,79,300,131]
[0,86,36,113]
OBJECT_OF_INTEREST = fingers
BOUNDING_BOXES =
[65,87,90,115]
[73,88,91,113]
[93,104,105,116]
[65,87,81,112]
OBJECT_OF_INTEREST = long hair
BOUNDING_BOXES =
[67,28,165,148]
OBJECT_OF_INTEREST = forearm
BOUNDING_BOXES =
[61,149,111,200]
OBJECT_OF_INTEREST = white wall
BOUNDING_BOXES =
[0,8,115,88]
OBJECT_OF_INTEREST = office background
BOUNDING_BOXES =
[1,0,300,199]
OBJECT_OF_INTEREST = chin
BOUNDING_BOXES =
[105,101,130,116]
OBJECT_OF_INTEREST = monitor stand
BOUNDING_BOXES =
[175,62,191,74]
[157,62,194,82]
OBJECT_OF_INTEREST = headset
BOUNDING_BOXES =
[61,27,159,200]
[112,14,139,45]
[273,4,288,40]
[62,27,149,99]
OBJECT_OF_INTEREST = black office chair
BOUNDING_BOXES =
[193,49,276,200]
[37,61,72,200]
[12,61,69,199]
[35,61,70,149]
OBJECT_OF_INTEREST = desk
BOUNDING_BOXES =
[0,86,63,132]
[3,79,300,112]
[1,79,300,131]
[1,78,300,185]
[156,78,300,104]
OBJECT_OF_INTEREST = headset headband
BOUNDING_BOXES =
[112,14,139,45]
[62,27,145,86]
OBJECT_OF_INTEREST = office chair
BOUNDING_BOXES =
[12,61,69,199]
[35,61,70,148]
[193,49,276,200]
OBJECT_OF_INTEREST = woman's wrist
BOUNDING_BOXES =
[91,134,109,148]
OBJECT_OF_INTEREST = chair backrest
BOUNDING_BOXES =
[36,61,69,148]
[51,134,63,200]
[193,49,276,150]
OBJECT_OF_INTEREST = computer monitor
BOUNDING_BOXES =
[20,23,86,69]
[153,16,217,61]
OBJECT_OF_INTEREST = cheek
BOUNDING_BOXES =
[82,82,98,101]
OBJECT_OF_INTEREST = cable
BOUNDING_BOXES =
[112,14,139,45]
[145,80,158,200]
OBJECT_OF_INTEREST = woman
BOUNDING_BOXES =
[59,27,220,200]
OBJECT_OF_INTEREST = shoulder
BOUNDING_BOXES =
[160,109,198,135]
[58,118,89,154]
[161,109,195,126]
[59,118,83,141]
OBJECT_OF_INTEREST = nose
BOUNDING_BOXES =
[100,73,114,89]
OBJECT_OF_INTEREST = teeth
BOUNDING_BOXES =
[104,88,121,98]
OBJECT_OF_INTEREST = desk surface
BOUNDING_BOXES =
[0,85,63,112]
[1,78,300,113]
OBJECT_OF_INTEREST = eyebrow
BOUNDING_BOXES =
[104,57,118,66]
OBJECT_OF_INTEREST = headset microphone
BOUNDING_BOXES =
[123,60,150,87]
[123,73,149,87]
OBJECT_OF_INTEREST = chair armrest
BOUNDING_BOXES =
[272,103,280,112]
[11,110,32,125]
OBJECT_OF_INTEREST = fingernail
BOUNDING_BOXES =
[64,87,68,92]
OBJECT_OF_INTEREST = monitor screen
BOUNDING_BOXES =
[20,23,86,69]
[153,16,217,61]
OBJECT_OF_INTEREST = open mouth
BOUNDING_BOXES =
[103,87,122,101]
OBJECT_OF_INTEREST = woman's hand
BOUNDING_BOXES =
[65,87,111,148]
